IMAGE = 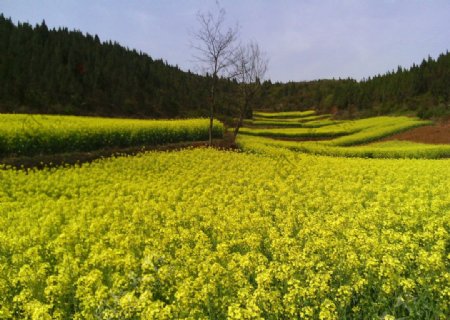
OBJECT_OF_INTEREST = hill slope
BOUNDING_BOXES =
[260,52,450,118]
[0,15,225,118]
[0,15,448,119]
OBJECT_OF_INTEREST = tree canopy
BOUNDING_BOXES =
[0,15,218,118]
[259,53,450,118]
[0,14,448,119]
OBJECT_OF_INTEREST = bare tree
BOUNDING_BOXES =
[232,42,268,138]
[192,5,238,145]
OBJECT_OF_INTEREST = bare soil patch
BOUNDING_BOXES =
[381,121,450,144]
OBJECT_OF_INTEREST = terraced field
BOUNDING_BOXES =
[238,111,450,158]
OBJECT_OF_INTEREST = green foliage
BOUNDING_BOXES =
[1,15,448,119]
[0,114,224,157]
[0,15,237,118]
[259,53,450,117]
[0,149,449,318]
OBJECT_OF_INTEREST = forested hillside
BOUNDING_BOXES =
[0,15,237,118]
[0,14,449,119]
[260,52,450,118]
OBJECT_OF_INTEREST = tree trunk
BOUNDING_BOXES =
[209,112,213,145]
[233,114,244,139]
[233,99,248,139]
[209,81,215,145]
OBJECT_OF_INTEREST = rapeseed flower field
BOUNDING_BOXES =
[1,148,449,319]
[238,111,450,159]
[0,114,224,157]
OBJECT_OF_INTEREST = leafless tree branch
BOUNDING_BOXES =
[191,4,239,144]
[231,41,269,138]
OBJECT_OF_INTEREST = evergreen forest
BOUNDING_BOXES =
[0,15,449,119]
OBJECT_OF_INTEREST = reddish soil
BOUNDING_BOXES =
[381,121,450,144]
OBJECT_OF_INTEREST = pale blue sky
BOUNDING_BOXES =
[1,0,449,82]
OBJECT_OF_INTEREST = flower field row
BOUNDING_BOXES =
[0,148,449,319]
[328,118,432,146]
[239,116,429,141]
[0,114,224,157]
[243,118,340,128]
[237,135,450,159]
[252,114,332,123]
[238,125,349,138]
[238,111,447,158]
[253,110,316,118]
